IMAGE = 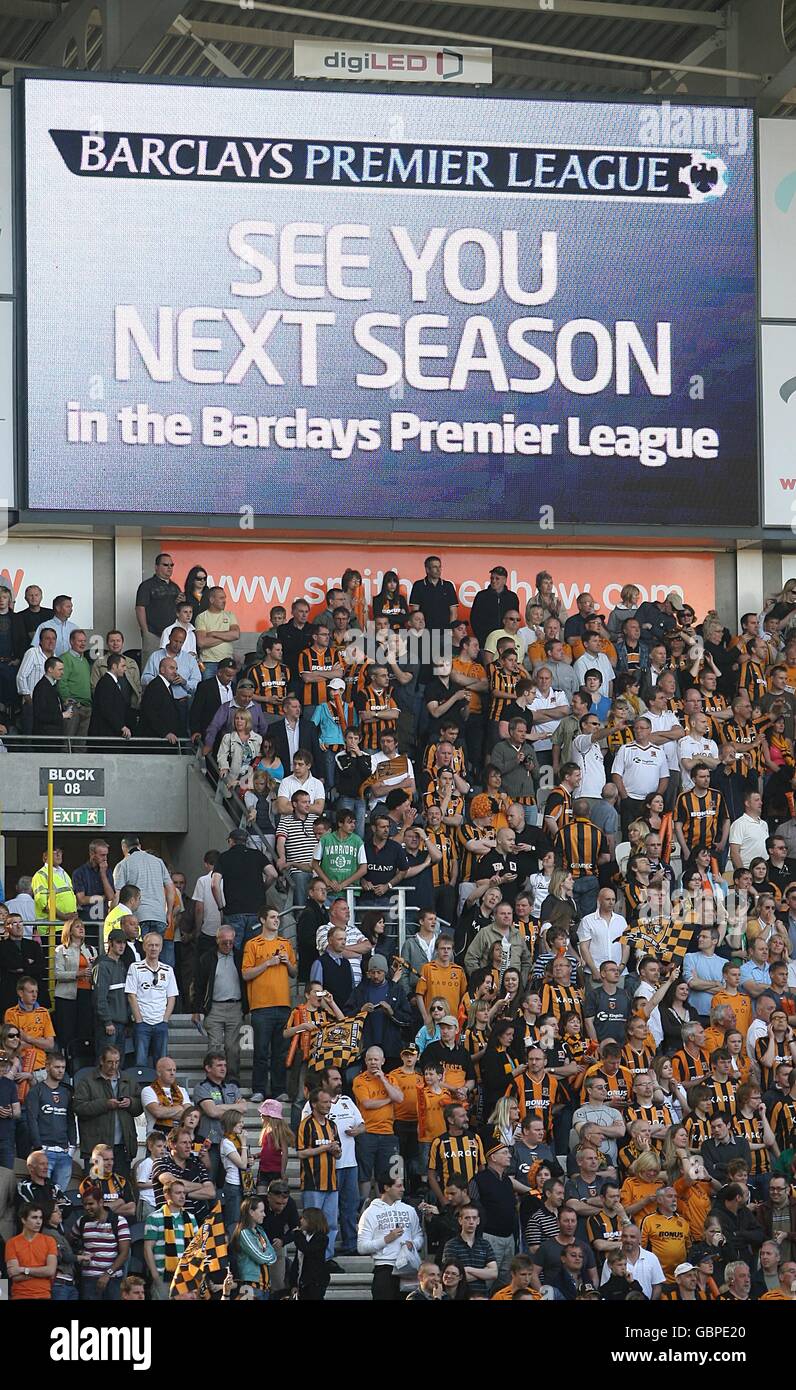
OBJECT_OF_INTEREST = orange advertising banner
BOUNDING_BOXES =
[164,541,716,632]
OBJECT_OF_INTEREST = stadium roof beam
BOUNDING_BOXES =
[180,17,647,89]
[212,0,763,81]
[26,0,186,70]
[413,0,729,29]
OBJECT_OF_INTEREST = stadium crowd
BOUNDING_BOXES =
[1,554,796,1303]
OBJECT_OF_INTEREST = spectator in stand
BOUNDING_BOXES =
[136,654,183,742]
[93,929,132,1058]
[469,567,520,650]
[73,1045,141,1177]
[12,584,52,656]
[211,828,271,949]
[5,1203,57,1300]
[0,916,50,1013]
[193,926,245,1078]
[90,630,143,714]
[243,907,296,1104]
[57,629,93,738]
[16,626,57,733]
[73,839,115,928]
[32,655,67,739]
[74,1183,132,1301]
[125,932,179,1068]
[135,554,181,658]
[113,835,177,963]
[190,657,236,743]
[31,595,77,656]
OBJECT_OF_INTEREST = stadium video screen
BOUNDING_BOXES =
[21,77,756,523]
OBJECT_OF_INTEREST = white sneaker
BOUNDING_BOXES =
[250,1092,265,1104]
[276,1093,289,1103]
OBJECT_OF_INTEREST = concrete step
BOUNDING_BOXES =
[327,1289,373,1301]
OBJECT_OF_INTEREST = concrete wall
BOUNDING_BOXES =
[0,753,189,833]
[166,763,236,888]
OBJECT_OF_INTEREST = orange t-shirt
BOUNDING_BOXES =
[416,963,467,1017]
[711,990,753,1039]
[451,657,486,715]
[77,951,92,991]
[416,1084,453,1143]
[353,1072,395,1134]
[640,1213,690,1280]
[528,640,573,665]
[241,935,295,1010]
[620,1176,662,1223]
[674,1176,712,1240]
[491,1284,542,1300]
[3,1004,55,1071]
[387,1067,422,1122]
[6,1232,56,1298]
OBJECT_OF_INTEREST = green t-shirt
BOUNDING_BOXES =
[315,831,365,887]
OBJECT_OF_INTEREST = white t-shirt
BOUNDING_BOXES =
[220,1136,243,1187]
[573,651,614,697]
[647,709,681,773]
[140,1082,193,1135]
[728,814,768,868]
[529,690,569,751]
[368,751,416,798]
[279,773,326,806]
[600,1247,665,1299]
[611,742,669,799]
[134,1156,158,1209]
[160,621,197,654]
[572,733,608,797]
[634,980,663,1048]
[124,959,178,1025]
[577,911,627,969]
[192,871,224,938]
[677,735,719,792]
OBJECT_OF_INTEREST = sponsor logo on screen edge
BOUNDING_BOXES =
[50,1322,151,1371]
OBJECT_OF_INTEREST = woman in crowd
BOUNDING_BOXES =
[220,1109,252,1236]
[230,1196,277,1300]
[217,708,263,798]
[53,915,96,1056]
[372,570,409,630]
[659,972,700,1055]
[440,1257,470,1300]
[182,565,210,621]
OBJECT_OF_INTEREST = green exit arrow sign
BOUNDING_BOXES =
[46,807,107,828]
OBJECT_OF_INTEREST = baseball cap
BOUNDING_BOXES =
[329,677,346,691]
[439,1015,459,1028]
[666,592,684,610]
[688,1244,715,1266]
[106,929,126,944]
[368,954,389,974]
[485,1141,509,1158]
[400,1044,419,1056]
[674,1262,695,1277]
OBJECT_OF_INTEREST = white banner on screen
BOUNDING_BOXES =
[762,322,796,528]
[293,40,493,83]
[760,119,796,321]
[0,537,94,624]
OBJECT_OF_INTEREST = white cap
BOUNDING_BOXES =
[329,678,346,692]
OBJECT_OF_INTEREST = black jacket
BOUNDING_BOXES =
[13,606,53,659]
[710,1201,765,1267]
[89,673,129,738]
[468,586,521,649]
[137,675,181,739]
[344,977,414,1056]
[194,946,245,1016]
[0,937,50,1012]
[267,714,321,778]
[32,675,63,736]
[189,676,225,739]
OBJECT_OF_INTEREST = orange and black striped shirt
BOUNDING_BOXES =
[739,661,768,703]
[671,1047,710,1087]
[296,1114,339,1192]
[626,1103,674,1128]
[297,644,336,707]
[770,1098,796,1149]
[581,1064,634,1109]
[540,982,584,1024]
[720,716,770,775]
[488,663,519,722]
[704,1077,737,1116]
[456,821,484,883]
[426,826,457,886]
[606,726,634,758]
[684,1114,712,1148]
[545,786,574,833]
[732,1114,771,1175]
[621,1043,657,1076]
[355,685,399,750]
[424,786,465,823]
[249,660,291,717]
[755,1035,795,1092]
[428,1132,485,1188]
[674,788,726,851]
[423,742,467,779]
[555,819,606,877]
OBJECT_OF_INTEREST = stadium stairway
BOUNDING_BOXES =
[166,1013,374,1300]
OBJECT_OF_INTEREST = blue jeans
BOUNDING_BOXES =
[226,913,260,951]
[203,662,219,680]
[572,875,599,919]
[138,920,174,967]
[336,1165,360,1251]
[51,1283,79,1300]
[0,1136,16,1169]
[134,1020,169,1067]
[287,869,312,909]
[81,1275,122,1300]
[251,1005,290,1096]
[336,796,366,841]
[302,1188,339,1261]
[223,1182,241,1235]
[44,1147,73,1190]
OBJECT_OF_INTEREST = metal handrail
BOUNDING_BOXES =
[2,735,195,753]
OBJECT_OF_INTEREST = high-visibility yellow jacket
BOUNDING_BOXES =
[31,864,77,930]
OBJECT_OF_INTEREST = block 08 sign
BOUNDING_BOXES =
[21,78,756,524]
